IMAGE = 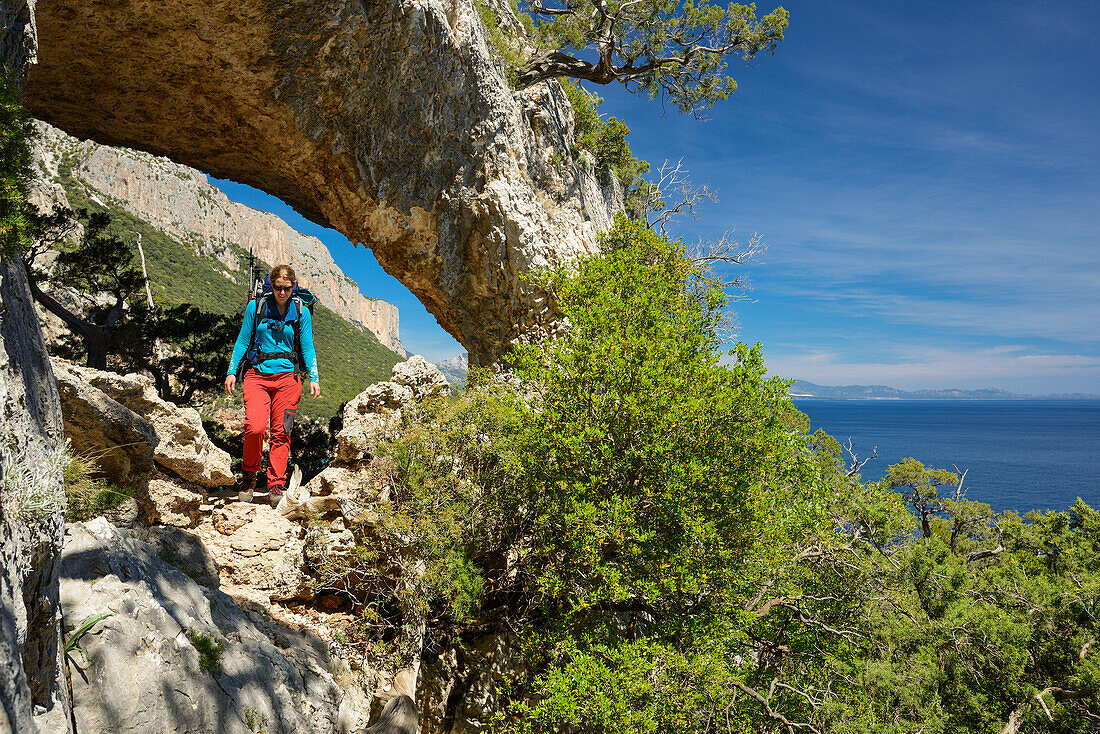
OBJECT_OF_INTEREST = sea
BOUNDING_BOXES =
[792,400,1100,515]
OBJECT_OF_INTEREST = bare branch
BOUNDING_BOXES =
[951,465,969,502]
[1002,686,1094,734]
[639,159,717,234]
[844,438,877,477]
[732,681,823,734]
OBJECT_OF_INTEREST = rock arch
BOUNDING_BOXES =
[25,0,618,364]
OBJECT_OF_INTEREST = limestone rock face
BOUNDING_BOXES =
[215,508,313,601]
[335,356,449,462]
[0,257,71,733]
[25,0,620,365]
[52,359,157,487]
[392,355,450,400]
[52,359,234,487]
[33,121,406,356]
[60,518,367,734]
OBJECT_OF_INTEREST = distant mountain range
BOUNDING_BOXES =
[790,380,1099,400]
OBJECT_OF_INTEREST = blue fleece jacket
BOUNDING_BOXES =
[227,296,319,382]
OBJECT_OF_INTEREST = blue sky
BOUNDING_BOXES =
[212,0,1100,394]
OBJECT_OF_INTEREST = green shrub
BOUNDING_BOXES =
[312,376,524,643]
[186,627,226,676]
[0,69,34,259]
[348,217,809,732]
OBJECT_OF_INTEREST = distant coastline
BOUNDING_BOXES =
[790,380,1100,401]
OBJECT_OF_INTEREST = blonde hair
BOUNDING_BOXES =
[270,264,297,284]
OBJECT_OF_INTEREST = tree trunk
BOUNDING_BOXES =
[83,330,109,370]
[21,257,111,369]
[516,50,616,88]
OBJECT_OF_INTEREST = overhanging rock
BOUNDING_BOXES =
[25,0,620,364]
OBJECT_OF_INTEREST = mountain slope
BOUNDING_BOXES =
[35,131,402,419]
[34,121,404,355]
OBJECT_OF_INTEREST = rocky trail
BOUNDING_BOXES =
[53,357,470,734]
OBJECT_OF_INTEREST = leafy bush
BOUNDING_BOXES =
[502,216,806,731]
[340,216,811,731]
[309,376,524,667]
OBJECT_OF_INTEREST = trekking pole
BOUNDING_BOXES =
[247,248,257,303]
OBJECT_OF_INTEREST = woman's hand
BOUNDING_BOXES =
[310,381,321,399]
[224,375,236,395]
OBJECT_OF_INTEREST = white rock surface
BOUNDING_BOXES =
[52,359,234,487]
[52,359,157,487]
[60,519,368,733]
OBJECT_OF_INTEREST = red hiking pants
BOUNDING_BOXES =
[242,369,301,491]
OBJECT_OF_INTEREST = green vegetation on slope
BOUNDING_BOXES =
[0,71,34,258]
[56,160,400,419]
[318,216,1100,733]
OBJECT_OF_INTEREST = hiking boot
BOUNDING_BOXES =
[237,470,257,503]
[268,485,284,509]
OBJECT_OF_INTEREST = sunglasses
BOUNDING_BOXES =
[272,285,294,292]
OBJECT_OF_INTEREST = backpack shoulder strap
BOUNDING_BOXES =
[291,296,304,375]
[247,295,266,351]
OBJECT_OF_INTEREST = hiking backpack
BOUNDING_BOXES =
[236,275,317,380]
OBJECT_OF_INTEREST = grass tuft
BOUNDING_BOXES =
[63,449,136,522]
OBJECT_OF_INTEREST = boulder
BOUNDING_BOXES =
[215,510,313,602]
[54,360,234,487]
[53,359,156,487]
[336,407,402,463]
[334,357,450,462]
[136,472,205,528]
[311,465,371,498]
[59,519,368,734]
[391,356,449,400]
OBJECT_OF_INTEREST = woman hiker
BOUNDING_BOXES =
[225,264,321,506]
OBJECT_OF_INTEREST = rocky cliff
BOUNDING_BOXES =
[24,0,620,365]
[0,8,74,731]
[33,121,405,356]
